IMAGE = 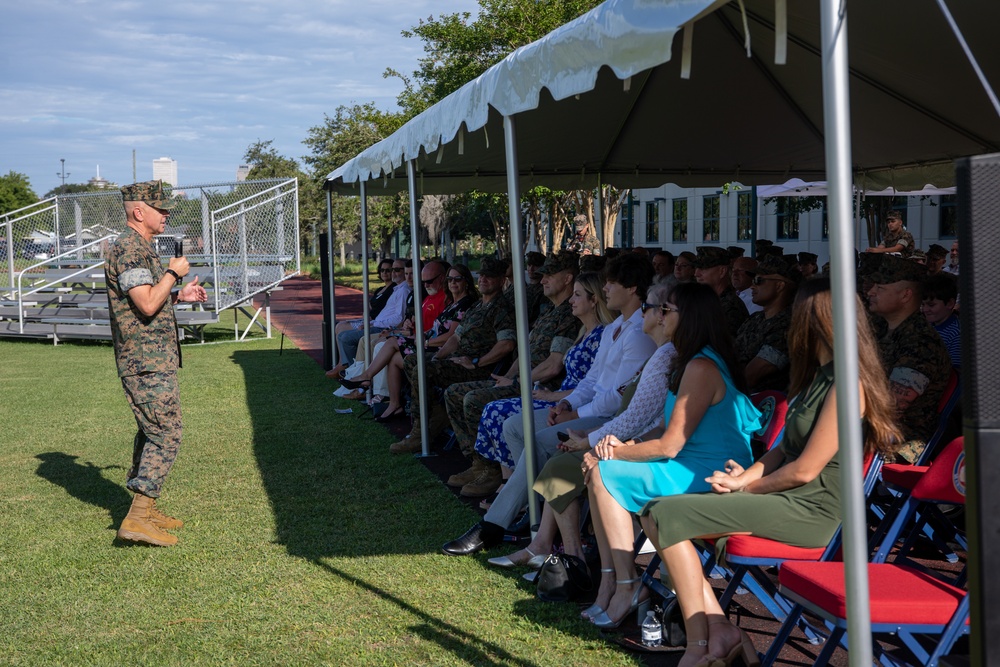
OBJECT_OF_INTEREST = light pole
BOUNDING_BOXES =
[57,159,70,192]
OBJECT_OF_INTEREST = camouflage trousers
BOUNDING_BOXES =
[121,371,182,498]
[402,354,493,441]
[895,439,929,464]
[445,380,520,458]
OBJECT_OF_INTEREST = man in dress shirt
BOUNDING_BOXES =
[441,253,657,555]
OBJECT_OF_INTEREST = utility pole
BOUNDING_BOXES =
[57,159,70,192]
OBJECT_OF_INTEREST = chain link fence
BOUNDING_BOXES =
[2,178,299,311]
[208,180,299,310]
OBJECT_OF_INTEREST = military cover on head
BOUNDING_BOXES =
[120,180,177,210]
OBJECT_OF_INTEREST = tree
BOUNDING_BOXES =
[303,104,409,255]
[0,171,38,216]
[419,194,454,256]
[42,182,106,199]
[240,140,324,256]
[389,0,603,116]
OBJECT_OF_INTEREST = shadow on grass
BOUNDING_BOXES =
[315,560,538,667]
[35,452,129,527]
[233,347,455,560]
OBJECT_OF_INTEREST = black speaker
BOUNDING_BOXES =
[955,152,1000,667]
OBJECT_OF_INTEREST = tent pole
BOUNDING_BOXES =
[326,190,338,367]
[820,1,872,665]
[503,115,540,529]
[407,160,431,456]
[360,182,372,380]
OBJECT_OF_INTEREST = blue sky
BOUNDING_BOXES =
[0,0,478,196]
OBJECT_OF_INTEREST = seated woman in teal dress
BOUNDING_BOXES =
[639,278,900,667]
[580,282,763,629]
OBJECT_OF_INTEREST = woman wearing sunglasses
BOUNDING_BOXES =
[580,282,762,629]
[341,264,477,421]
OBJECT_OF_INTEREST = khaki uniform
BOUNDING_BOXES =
[105,227,182,498]
[877,310,952,462]
[445,299,581,455]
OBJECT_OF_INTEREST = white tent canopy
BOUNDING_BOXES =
[326,0,999,196]
[756,178,957,199]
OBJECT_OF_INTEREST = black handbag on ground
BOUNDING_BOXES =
[535,553,593,602]
[660,596,687,647]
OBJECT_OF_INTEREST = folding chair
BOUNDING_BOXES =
[868,371,962,560]
[762,436,968,667]
[697,453,884,646]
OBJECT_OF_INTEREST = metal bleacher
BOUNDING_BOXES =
[1,178,300,346]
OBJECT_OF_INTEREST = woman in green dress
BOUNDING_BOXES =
[640,278,900,667]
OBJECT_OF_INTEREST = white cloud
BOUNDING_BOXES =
[0,0,479,193]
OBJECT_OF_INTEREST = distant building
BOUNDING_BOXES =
[152,157,179,187]
[88,165,111,189]
[236,165,251,182]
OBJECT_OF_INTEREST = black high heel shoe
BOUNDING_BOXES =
[375,406,405,423]
[340,377,370,390]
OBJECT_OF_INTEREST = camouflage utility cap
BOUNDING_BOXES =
[727,245,746,259]
[536,250,580,275]
[871,254,927,284]
[798,252,818,265]
[525,251,547,267]
[753,254,799,280]
[478,257,507,278]
[121,180,177,210]
[927,244,948,260]
[693,246,731,269]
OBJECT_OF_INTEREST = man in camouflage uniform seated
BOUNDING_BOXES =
[866,210,914,258]
[735,255,799,393]
[105,180,208,547]
[866,255,951,462]
[390,258,516,453]
[444,251,582,497]
[693,245,749,336]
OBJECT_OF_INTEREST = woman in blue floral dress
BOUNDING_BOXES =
[474,272,614,474]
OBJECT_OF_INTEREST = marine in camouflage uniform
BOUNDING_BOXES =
[881,227,915,258]
[735,254,798,393]
[445,252,581,476]
[877,309,951,462]
[867,255,951,463]
[694,246,749,337]
[395,259,516,451]
[106,180,207,546]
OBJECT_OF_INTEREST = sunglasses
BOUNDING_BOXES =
[752,275,787,286]
[379,267,392,273]
[421,273,443,286]
[640,302,679,315]
[391,267,404,273]
[446,275,464,283]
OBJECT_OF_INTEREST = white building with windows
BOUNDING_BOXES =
[152,157,178,187]
[625,183,956,267]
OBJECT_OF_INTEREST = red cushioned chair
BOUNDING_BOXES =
[867,370,962,559]
[702,452,883,646]
[761,437,968,667]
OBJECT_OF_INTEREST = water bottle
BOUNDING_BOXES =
[641,610,662,647]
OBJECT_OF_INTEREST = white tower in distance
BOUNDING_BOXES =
[152,157,178,187]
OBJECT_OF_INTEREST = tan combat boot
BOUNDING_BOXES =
[149,499,183,530]
[117,494,178,546]
[447,457,484,488]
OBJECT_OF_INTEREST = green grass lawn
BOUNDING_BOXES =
[0,333,642,666]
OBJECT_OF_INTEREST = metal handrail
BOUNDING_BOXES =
[0,197,57,224]
[16,234,117,333]
[211,180,295,217]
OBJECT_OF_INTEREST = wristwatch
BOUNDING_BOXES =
[471,357,480,368]
[165,269,182,284]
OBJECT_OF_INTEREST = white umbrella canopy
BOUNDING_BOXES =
[326,0,1000,195]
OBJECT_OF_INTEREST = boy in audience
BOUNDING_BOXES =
[921,273,961,370]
